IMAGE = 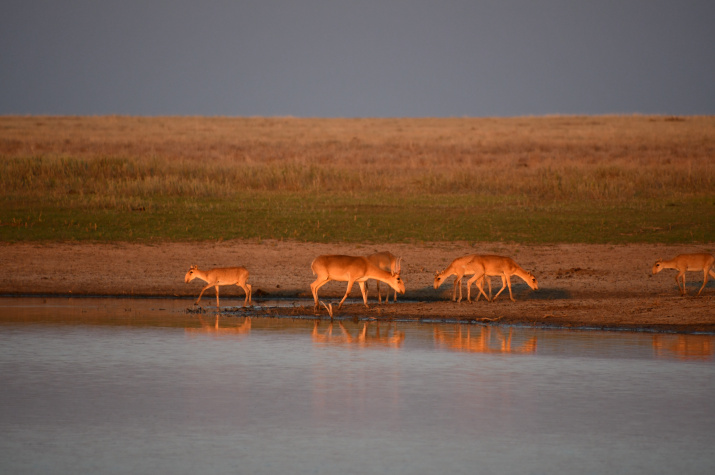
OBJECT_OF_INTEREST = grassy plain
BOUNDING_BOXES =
[1,115,713,243]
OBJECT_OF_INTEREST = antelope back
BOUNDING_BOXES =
[312,255,369,279]
[212,267,248,282]
[367,251,398,274]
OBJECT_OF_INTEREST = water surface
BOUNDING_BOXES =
[1,297,713,474]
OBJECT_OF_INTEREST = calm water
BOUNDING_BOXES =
[1,297,714,475]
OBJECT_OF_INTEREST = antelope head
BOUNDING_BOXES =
[185,265,199,283]
[393,274,406,294]
[527,273,539,290]
[433,271,445,289]
[652,259,663,275]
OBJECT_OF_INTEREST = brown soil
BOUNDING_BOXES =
[2,241,713,333]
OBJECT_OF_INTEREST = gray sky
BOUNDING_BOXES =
[1,0,713,117]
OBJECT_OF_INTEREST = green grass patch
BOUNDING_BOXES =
[1,192,711,244]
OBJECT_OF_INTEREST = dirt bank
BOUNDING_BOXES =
[2,241,713,333]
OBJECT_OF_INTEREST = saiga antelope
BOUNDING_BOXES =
[184,265,252,308]
[366,251,402,303]
[310,255,406,311]
[465,255,538,302]
[433,254,491,303]
[652,253,715,296]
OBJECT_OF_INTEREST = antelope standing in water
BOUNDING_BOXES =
[310,255,405,311]
[184,265,252,308]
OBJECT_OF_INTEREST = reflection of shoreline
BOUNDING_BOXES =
[312,321,405,348]
[652,334,715,361]
[434,326,538,354]
[185,315,252,338]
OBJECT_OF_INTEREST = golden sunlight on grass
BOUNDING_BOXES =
[1,115,712,202]
[1,115,712,243]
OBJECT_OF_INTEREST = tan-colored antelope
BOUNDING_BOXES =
[184,265,252,308]
[310,255,406,311]
[433,254,490,303]
[652,253,715,296]
[366,251,402,303]
[465,255,539,302]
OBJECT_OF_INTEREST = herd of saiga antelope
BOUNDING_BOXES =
[184,252,715,312]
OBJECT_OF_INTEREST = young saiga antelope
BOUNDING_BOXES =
[184,265,252,308]
[465,255,538,302]
[433,254,490,303]
[310,255,406,311]
[652,253,715,296]
[366,251,402,303]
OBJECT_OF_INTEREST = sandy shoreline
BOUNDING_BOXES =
[2,240,714,333]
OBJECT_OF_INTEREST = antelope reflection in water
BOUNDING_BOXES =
[434,326,538,354]
[312,321,405,348]
[185,315,252,339]
[652,334,715,361]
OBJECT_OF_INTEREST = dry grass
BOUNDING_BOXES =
[2,115,713,203]
[1,115,713,243]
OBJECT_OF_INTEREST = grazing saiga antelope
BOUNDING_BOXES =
[464,255,539,302]
[433,254,491,303]
[310,255,406,311]
[184,265,252,308]
[652,253,715,296]
[366,251,402,303]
